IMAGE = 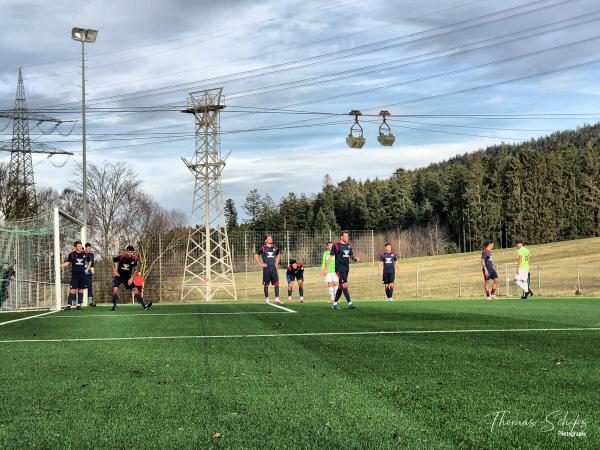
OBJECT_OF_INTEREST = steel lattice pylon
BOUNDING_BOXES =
[180,88,236,301]
[0,69,72,220]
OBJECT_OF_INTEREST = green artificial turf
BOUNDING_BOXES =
[0,298,598,449]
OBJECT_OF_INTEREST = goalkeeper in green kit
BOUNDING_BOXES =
[515,240,534,299]
[321,241,339,304]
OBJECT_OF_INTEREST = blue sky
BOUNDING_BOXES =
[1,0,600,219]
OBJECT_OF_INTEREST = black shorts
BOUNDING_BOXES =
[483,268,498,281]
[336,268,349,284]
[70,275,87,290]
[382,272,395,284]
[286,273,304,283]
[262,267,279,285]
[113,276,138,290]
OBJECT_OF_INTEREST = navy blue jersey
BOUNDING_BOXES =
[380,251,398,273]
[286,262,304,277]
[67,251,87,277]
[330,241,355,270]
[481,249,494,271]
[113,254,138,278]
[84,252,94,276]
[256,245,280,268]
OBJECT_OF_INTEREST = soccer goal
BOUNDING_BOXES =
[0,208,83,312]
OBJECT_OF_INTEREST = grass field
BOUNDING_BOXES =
[1,298,599,449]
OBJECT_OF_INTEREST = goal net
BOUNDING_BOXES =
[0,208,83,311]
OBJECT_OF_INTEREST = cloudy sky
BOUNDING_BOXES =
[1,0,600,220]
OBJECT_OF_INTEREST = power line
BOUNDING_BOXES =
[33,0,575,110]
[20,0,366,71]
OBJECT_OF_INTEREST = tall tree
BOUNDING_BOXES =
[243,189,261,227]
[224,198,238,230]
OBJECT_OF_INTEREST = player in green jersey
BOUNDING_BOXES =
[321,241,338,304]
[515,240,534,299]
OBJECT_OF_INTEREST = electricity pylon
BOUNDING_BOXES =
[0,68,72,220]
[180,88,236,301]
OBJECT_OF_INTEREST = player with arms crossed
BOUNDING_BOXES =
[380,243,400,302]
[322,230,359,310]
[286,259,305,303]
[321,241,339,304]
[61,240,87,310]
[515,240,534,299]
[111,245,151,311]
[255,234,281,304]
[481,239,499,300]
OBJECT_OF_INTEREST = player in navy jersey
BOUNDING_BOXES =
[380,243,400,302]
[481,239,499,300]
[60,240,87,310]
[286,259,305,303]
[84,242,96,307]
[111,245,151,311]
[321,230,359,309]
[254,234,281,304]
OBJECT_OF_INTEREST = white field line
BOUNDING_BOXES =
[44,311,292,318]
[1,327,599,344]
[0,309,60,327]
[266,302,297,313]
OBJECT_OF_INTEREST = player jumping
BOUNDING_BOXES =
[481,239,499,301]
[255,234,281,304]
[380,243,400,302]
[61,240,87,310]
[321,241,339,304]
[515,240,534,299]
[111,245,151,311]
[321,230,359,310]
[286,259,305,303]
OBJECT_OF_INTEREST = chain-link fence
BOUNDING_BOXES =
[76,230,600,304]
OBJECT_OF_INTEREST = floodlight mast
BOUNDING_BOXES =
[71,27,98,236]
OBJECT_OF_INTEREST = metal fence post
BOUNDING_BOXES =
[505,263,510,297]
[244,231,248,301]
[416,264,419,298]
[370,230,375,300]
[458,264,462,298]
[538,263,541,295]
[158,234,163,302]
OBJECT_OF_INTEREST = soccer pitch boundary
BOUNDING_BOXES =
[1,326,599,344]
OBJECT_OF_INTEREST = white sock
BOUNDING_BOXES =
[328,286,335,298]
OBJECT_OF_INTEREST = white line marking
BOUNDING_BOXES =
[266,302,297,313]
[1,327,598,343]
[0,309,60,327]
[44,311,290,318]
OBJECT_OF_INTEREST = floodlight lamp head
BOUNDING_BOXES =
[85,29,98,43]
[71,27,98,43]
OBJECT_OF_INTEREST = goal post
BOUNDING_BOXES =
[0,208,83,312]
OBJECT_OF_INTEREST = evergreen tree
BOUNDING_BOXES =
[224,198,238,230]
